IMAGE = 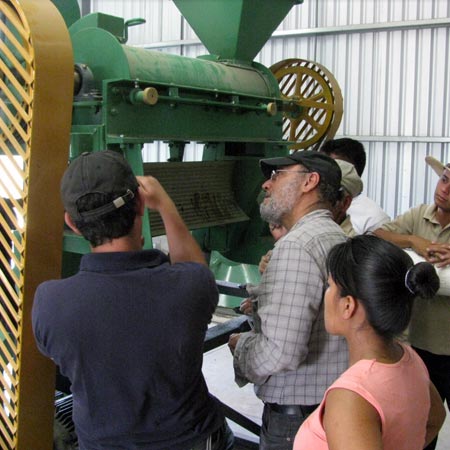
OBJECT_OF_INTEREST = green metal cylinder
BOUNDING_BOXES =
[70,17,285,144]
[71,27,279,98]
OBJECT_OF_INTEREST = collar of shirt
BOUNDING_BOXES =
[423,204,439,224]
[289,208,334,233]
[424,204,450,231]
[79,249,170,273]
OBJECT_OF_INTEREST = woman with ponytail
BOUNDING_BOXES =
[294,235,446,450]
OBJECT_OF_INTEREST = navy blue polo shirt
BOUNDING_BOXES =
[32,249,224,449]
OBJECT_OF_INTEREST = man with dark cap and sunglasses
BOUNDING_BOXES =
[32,150,233,450]
[375,155,450,450]
[228,150,348,450]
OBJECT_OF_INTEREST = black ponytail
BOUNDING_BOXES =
[405,262,440,299]
[327,235,439,340]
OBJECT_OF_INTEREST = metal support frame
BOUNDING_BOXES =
[80,0,90,16]
[138,17,450,50]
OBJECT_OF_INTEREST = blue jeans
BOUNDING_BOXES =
[259,403,318,450]
[191,420,234,450]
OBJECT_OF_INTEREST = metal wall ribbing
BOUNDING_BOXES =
[87,0,450,219]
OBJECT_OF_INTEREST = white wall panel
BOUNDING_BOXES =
[84,0,450,218]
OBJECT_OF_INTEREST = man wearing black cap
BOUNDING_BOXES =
[375,155,450,450]
[32,151,233,450]
[228,151,348,450]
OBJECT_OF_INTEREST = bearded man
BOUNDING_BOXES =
[228,151,348,450]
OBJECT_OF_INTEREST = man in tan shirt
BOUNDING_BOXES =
[375,155,450,450]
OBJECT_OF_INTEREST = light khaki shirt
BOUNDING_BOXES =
[382,204,450,355]
[340,215,357,237]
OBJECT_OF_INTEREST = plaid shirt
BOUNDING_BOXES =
[234,209,349,405]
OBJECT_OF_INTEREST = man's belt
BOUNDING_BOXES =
[266,402,318,416]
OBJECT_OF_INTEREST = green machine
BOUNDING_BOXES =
[56,0,343,307]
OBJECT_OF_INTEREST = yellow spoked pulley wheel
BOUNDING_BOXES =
[0,0,73,448]
[270,58,343,150]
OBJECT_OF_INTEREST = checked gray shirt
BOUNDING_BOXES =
[233,209,349,405]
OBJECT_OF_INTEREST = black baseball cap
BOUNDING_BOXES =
[61,150,139,221]
[260,150,341,191]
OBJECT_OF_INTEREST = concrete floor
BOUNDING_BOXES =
[203,338,450,449]
[203,342,262,446]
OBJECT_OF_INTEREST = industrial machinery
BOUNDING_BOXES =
[61,0,343,274]
[0,0,342,447]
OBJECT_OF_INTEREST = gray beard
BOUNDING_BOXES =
[260,178,301,224]
[260,198,287,224]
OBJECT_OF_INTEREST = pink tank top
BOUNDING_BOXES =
[294,343,430,450]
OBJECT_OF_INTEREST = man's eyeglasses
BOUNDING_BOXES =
[270,169,310,181]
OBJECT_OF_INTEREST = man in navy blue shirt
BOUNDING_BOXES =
[32,150,233,450]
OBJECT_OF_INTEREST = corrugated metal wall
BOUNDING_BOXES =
[86,0,450,219]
